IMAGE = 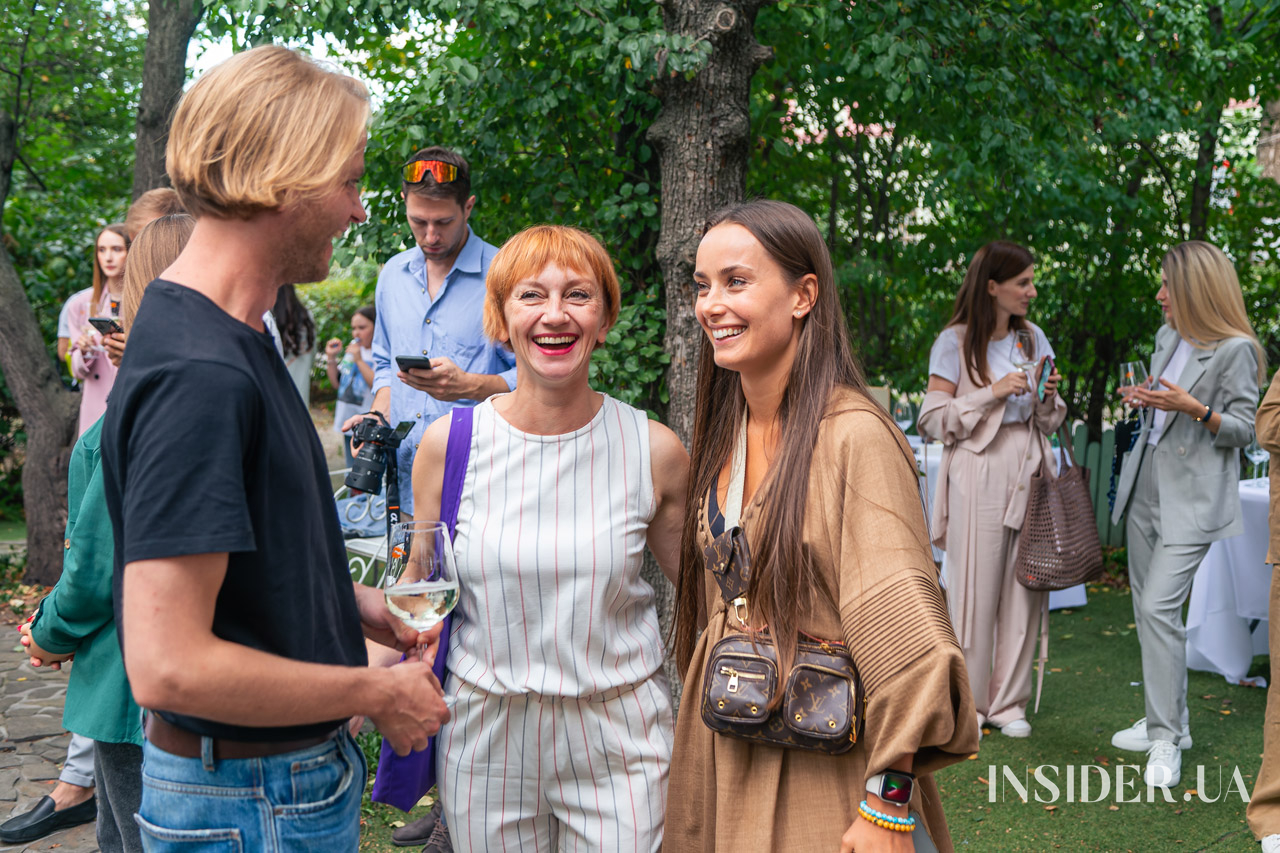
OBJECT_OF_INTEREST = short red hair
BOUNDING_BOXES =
[483,225,620,345]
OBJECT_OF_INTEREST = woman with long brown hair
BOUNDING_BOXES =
[66,223,130,436]
[1109,241,1263,789]
[917,241,1066,741]
[666,200,977,853]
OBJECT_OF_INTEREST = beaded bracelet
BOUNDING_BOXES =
[858,800,916,833]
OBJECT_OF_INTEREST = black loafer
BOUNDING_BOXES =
[0,795,97,843]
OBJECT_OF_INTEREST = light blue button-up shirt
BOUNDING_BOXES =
[372,227,517,513]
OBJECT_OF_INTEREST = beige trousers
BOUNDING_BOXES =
[1247,564,1280,839]
[945,422,1046,726]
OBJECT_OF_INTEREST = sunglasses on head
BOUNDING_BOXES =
[402,159,459,184]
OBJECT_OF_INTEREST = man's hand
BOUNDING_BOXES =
[104,332,127,367]
[368,660,450,755]
[19,620,74,669]
[398,357,479,402]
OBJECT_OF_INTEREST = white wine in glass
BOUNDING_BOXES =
[1119,361,1150,406]
[383,520,459,653]
[892,398,914,434]
[1012,330,1037,372]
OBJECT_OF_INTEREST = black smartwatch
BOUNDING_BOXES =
[866,770,916,805]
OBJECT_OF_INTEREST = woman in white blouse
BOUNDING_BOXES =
[918,240,1066,739]
[1109,241,1263,789]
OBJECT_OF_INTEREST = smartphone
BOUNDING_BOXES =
[395,355,434,371]
[88,316,123,335]
[1036,356,1056,401]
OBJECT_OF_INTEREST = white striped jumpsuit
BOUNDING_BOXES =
[437,395,673,852]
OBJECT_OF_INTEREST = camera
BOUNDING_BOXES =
[345,414,415,494]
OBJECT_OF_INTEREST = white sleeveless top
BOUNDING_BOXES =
[447,394,663,697]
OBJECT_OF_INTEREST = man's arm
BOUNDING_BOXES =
[123,553,448,754]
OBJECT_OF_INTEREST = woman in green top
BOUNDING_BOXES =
[21,214,194,853]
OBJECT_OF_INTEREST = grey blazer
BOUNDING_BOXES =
[1111,324,1258,545]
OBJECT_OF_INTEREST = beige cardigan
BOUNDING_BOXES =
[918,324,1068,550]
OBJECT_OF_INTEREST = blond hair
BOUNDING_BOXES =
[1162,241,1266,383]
[121,214,195,330]
[125,188,186,240]
[166,45,370,220]
[483,225,620,346]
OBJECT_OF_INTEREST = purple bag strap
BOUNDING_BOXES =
[441,406,472,536]
[369,405,472,813]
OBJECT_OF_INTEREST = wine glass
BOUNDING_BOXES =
[1119,361,1150,407]
[1245,440,1269,480]
[383,520,459,661]
[892,397,914,435]
[1012,330,1037,380]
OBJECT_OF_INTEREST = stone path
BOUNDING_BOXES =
[0,639,97,852]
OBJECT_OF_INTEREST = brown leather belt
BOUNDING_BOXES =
[144,713,338,760]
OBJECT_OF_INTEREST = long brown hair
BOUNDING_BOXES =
[672,200,903,699]
[91,223,130,310]
[945,240,1035,386]
[121,214,194,330]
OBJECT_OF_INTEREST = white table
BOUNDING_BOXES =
[915,438,1088,611]
[1186,478,1272,685]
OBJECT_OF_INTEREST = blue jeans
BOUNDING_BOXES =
[135,729,365,852]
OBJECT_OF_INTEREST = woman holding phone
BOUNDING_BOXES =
[666,200,977,852]
[917,240,1066,740]
[67,223,130,436]
[1109,241,1263,788]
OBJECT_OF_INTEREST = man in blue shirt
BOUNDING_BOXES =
[347,146,516,516]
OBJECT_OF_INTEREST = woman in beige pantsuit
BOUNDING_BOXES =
[919,241,1066,739]
[1109,241,1263,791]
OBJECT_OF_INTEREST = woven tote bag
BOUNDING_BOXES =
[1014,423,1105,591]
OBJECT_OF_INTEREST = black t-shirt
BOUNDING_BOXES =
[102,280,367,741]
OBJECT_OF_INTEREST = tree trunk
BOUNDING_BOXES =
[131,0,203,197]
[646,0,775,704]
[649,0,775,445]
[1187,6,1225,242]
[0,246,80,584]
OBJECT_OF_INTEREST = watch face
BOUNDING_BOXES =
[881,773,913,804]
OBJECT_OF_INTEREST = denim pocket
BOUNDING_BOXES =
[135,814,243,852]
[290,744,347,806]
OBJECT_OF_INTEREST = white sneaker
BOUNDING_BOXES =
[1144,740,1181,788]
[1000,719,1032,738]
[1261,834,1280,853]
[1111,717,1192,751]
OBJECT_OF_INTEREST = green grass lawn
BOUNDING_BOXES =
[0,515,25,543]
[356,585,1270,851]
[937,585,1267,851]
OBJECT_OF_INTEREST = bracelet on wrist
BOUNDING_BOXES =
[858,800,916,833]
[1193,403,1213,423]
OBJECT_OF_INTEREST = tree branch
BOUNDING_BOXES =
[13,148,47,191]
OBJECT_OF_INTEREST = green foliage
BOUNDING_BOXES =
[1,0,146,510]
[328,0,705,413]
[749,0,1280,432]
[297,263,378,390]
